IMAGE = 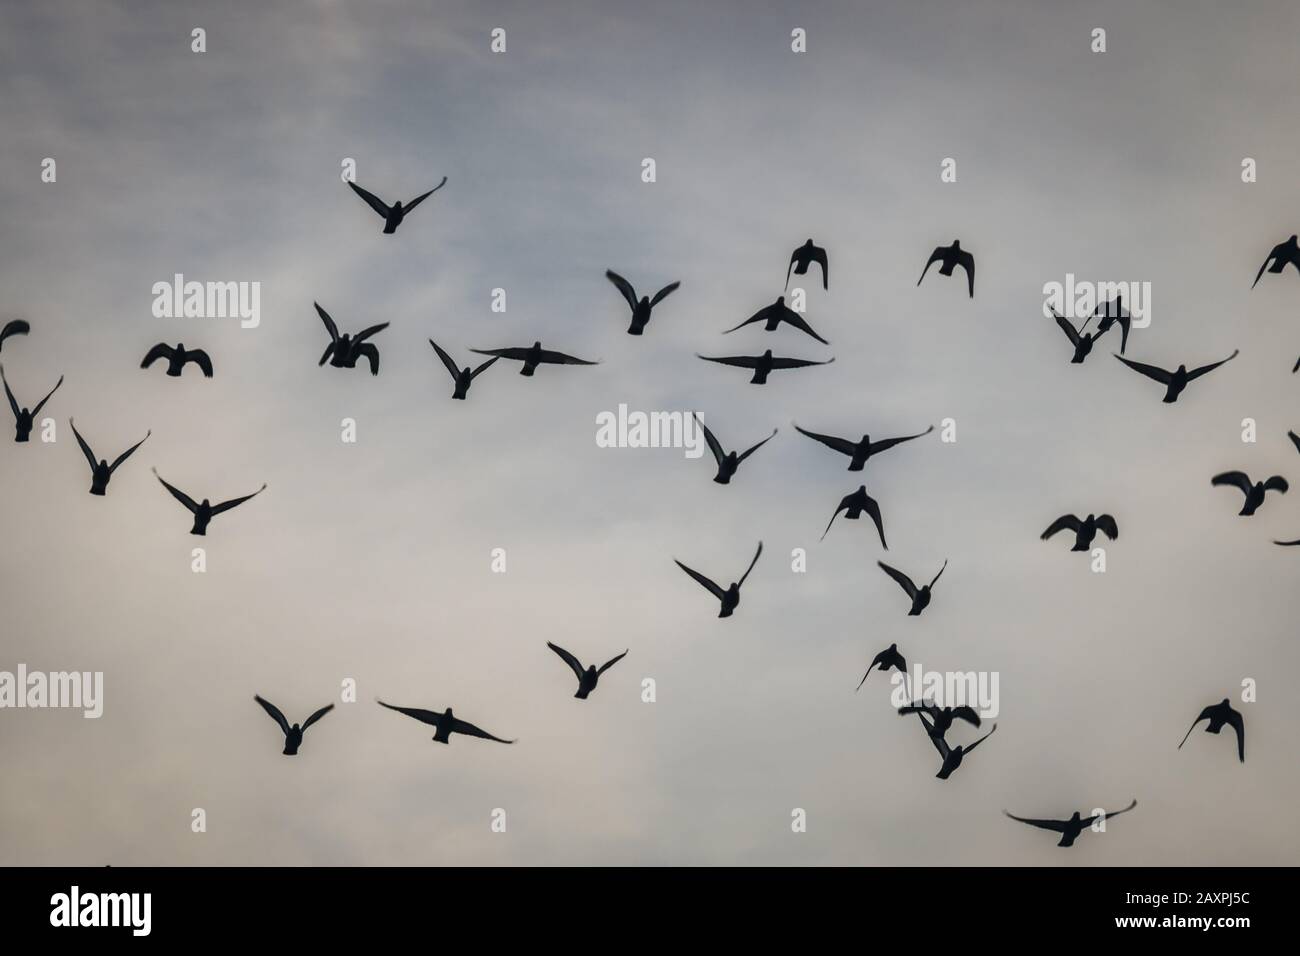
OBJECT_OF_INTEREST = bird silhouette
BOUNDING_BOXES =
[697,349,833,385]
[377,700,514,745]
[254,695,333,756]
[673,541,762,618]
[546,642,628,699]
[786,239,829,290]
[1040,513,1118,551]
[822,485,886,547]
[1211,471,1287,516]
[1289,430,1300,455]
[152,468,265,535]
[917,712,996,779]
[1051,307,1107,363]
[897,699,980,735]
[470,342,599,376]
[1113,350,1238,403]
[723,296,829,344]
[348,176,446,234]
[1252,234,1300,288]
[1275,537,1300,546]
[0,319,30,352]
[428,339,497,400]
[1090,295,1133,354]
[1,364,62,442]
[695,414,776,484]
[1004,800,1137,847]
[917,240,974,297]
[1178,699,1244,762]
[70,419,150,496]
[856,642,906,691]
[605,270,680,335]
[141,343,213,378]
[315,302,388,375]
[794,422,933,471]
[878,559,946,616]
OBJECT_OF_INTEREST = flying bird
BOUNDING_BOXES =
[1050,307,1107,363]
[1,364,62,443]
[348,176,447,234]
[1252,234,1300,288]
[786,239,828,290]
[70,419,150,496]
[605,270,680,335]
[673,541,762,618]
[377,700,514,745]
[315,302,388,375]
[1040,513,1118,551]
[878,559,946,616]
[1178,699,1244,763]
[917,240,974,297]
[1113,350,1238,403]
[697,349,834,385]
[140,343,213,378]
[1211,471,1288,516]
[917,712,996,779]
[152,467,265,535]
[694,413,776,484]
[1090,295,1133,354]
[723,296,828,344]
[0,319,30,352]
[470,342,599,376]
[856,643,906,692]
[546,643,628,699]
[254,695,333,756]
[897,699,980,735]
[1004,800,1137,847]
[429,338,497,400]
[822,485,886,547]
[793,422,933,471]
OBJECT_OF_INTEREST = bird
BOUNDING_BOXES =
[878,559,946,616]
[140,343,213,378]
[428,339,497,400]
[697,349,834,385]
[546,643,628,699]
[1040,513,1118,551]
[673,541,762,618]
[605,270,680,335]
[152,468,265,535]
[856,643,906,692]
[723,296,829,344]
[1090,295,1133,354]
[822,485,886,547]
[470,342,599,376]
[1211,471,1288,516]
[1178,699,1244,763]
[916,712,996,779]
[254,695,333,756]
[793,422,933,471]
[1,364,63,443]
[0,319,30,352]
[1252,234,1300,288]
[1050,307,1107,363]
[1003,800,1137,847]
[348,176,447,234]
[70,419,150,496]
[916,240,974,297]
[897,699,980,735]
[315,302,388,375]
[786,239,828,290]
[694,414,776,484]
[377,700,514,745]
[1113,350,1238,403]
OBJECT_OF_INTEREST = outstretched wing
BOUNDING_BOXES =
[428,338,461,380]
[693,413,724,466]
[697,354,759,369]
[793,423,857,457]
[877,560,917,599]
[868,425,934,455]
[447,715,514,744]
[1084,799,1137,827]
[0,319,31,346]
[736,429,778,464]
[597,650,629,676]
[810,245,828,289]
[1,365,17,418]
[1186,349,1238,381]
[152,468,199,513]
[254,695,291,735]
[768,356,833,370]
[301,703,335,731]
[604,270,638,312]
[1264,476,1289,494]
[401,176,447,213]
[821,497,850,540]
[929,560,948,588]
[471,347,532,361]
[1051,308,1080,347]
[955,250,975,296]
[1094,514,1119,540]
[1003,811,1068,833]
[963,722,997,754]
[211,483,266,515]
[314,302,340,342]
[32,375,63,416]
[950,706,981,727]
[354,322,390,343]
[738,541,763,587]
[183,349,214,377]
[1179,708,1214,748]
[356,343,380,376]
[109,430,151,473]
[69,418,98,470]
[1040,514,1081,539]
[650,281,680,306]
[535,348,598,366]
[674,559,726,600]
[348,180,391,218]
[862,493,887,549]
[779,310,829,345]
[1211,471,1253,496]
[917,712,949,759]
[141,343,173,369]
[1289,430,1300,455]
[377,700,444,728]
[1113,354,1171,384]
[722,306,771,335]
[546,641,586,680]
[1253,244,1284,288]
[916,247,942,285]
[1225,708,1245,762]
[471,355,499,378]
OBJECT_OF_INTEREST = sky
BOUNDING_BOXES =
[1,0,1298,865]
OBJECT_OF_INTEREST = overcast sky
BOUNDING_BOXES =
[1,0,1298,865]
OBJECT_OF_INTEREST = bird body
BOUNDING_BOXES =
[794,423,933,471]
[786,239,828,290]
[823,485,886,547]
[1113,350,1238,403]
[377,700,515,745]
[695,413,776,484]
[605,270,680,335]
[429,339,497,400]
[254,695,333,756]
[724,297,828,344]
[856,643,906,691]
[1041,513,1118,551]
[1179,698,1245,762]
[2,364,62,443]
[141,342,213,378]
[71,419,150,496]
[917,240,974,297]
[1252,234,1300,287]
[878,559,946,615]
[315,303,388,375]
[153,468,265,535]
[348,177,446,234]
[547,642,627,699]
[1211,471,1287,516]
[1004,800,1137,847]
[697,349,833,385]
[674,541,762,618]
[470,341,598,377]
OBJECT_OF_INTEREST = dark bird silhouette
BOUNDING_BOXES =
[786,239,828,290]
[1294,356,1299,374]
[1051,307,1107,363]
[898,699,980,735]
[70,419,150,496]
[878,559,946,616]
[1091,295,1133,354]
[605,270,680,335]
[1252,234,1300,288]
[1004,800,1137,847]
[429,339,497,400]
[1,364,62,442]
[1289,430,1300,455]
[1275,537,1300,546]
[546,642,628,699]
[1178,699,1244,762]
[348,176,446,234]
[0,319,30,352]
[723,296,828,344]
[470,341,598,376]
[697,349,834,385]
[1113,350,1238,403]
[695,413,776,484]
[315,302,388,375]
[917,712,996,779]
[377,700,514,745]
[673,541,762,618]
[794,422,933,471]
[152,468,265,535]
[141,343,213,378]
[254,695,333,756]
[1211,471,1288,516]
[856,642,906,691]
[917,240,974,297]
[1040,513,1118,551]
[822,485,886,547]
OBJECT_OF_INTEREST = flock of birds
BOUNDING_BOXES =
[4,170,1294,854]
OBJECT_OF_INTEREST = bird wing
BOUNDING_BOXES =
[1051,308,1080,347]
[32,375,63,416]
[1,366,17,419]
[861,491,887,549]
[353,322,390,343]
[916,247,942,285]
[1094,514,1119,540]
[546,641,586,680]
[597,649,629,676]
[821,497,850,540]
[183,349,214,377]
[1003,811,1069,833]
[314,302,340,341]
[956,250,975,296]
[1225,707,1245,762]
[649,281,681,307]
[428,339,461,380]
[210,484,266,515]
[963,722,997,754]
[535,348,598,366]
[793,423,857,456]
[929,559,948,589]
[604,270,638,312]
[768,356,833,370]
[401,176,447,213]
[69,418,97,470]
[254,695,291,735]
[471,347,531,361]
[356,343,380,376]
[471,356,498,378]
[1113,354,1172,384]
[694,413,724,466]
[868,425,934,455]
[950,705,981,727]
[1264,476,1289,494]
[1289,430,1300,455]
[1115,313,1132,354]
[377,700,444,728]
[1274,537,1300,546]
[738,541,763,587]
[722,306,770,335]
[877,560,917,599]
[1253,244,1284,288]
[348,180,391,218]
[141,343,173,369]
[301,703,335,731]
[447,715,514,743]
[318,342,335,366]
[1186,349,1239,381]
[779,310,829,345]
[1179,709,1213,748]
[697,354,759,369]
[0,319,30,344]
[917,712,950,759]
[811,245,828,289]
[736,428,778,464]
[152,469,198,513]
[674,559,726,600]
[1211,471,1253,496]
[109,430,150,473]
[1040,514,1081,539]
[1084,799,1137,827]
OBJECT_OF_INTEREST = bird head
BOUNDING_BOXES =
[461,366,473,377]
[804,238,814,246]
[98,459,109,470]
[761,349,773,359]
[1070,811,1082,822]
[290,723,301,733]
[773,295,785,305]
[532,341,542,350]
[1176,364,1188,375]
[951,239,961,248]
[639,295,651,307]
[176,342,185,351]
[1085,513,1096,522]
[1220,697,1231,706]
[200,498,212,509]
